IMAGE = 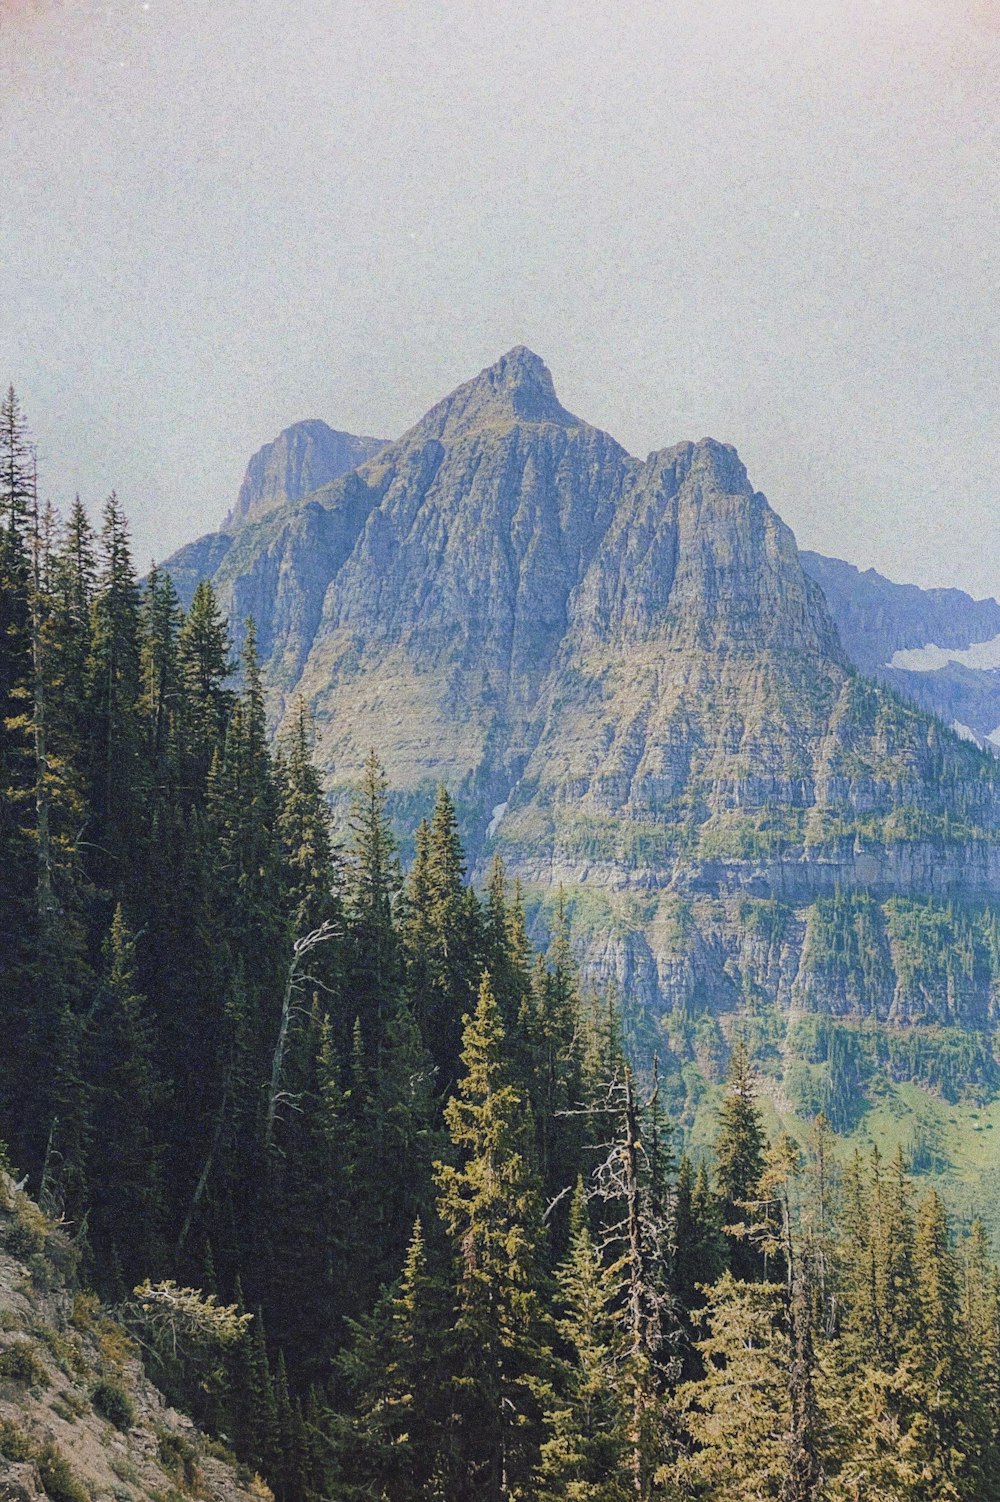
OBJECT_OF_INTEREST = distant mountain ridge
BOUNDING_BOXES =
[801,551,1000,749]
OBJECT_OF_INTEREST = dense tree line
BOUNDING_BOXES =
[4,390,1000,1499]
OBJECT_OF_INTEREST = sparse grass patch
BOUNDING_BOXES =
[37,1440,91,1502]
[50,1390,90,1423]
[109,1458,139,1485]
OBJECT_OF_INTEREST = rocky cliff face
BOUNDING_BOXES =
[224,419,386,529]
[162,349,1000,1041]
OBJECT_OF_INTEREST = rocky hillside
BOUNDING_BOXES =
[0,1174,266,1502]
[801,550,1000,748]
[162,349,1000,1031]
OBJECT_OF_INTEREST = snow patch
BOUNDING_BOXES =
[888,633,1000,672]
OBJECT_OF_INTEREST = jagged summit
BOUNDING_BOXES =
[403,346,585,444]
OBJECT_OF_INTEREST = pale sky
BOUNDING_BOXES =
[1,0,997,594]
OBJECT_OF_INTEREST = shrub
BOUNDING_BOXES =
[201,1436,237,1465]
[0,1340,51,1386]
[70,1293,100,1333]
[27,1252,58,1291]
[34,1322,79,1374]
[92,1379,135,1431]
[0,1417,38,1461]
[156,1431,200,1492]
[4,1194,50,1256]
[36,1441,90,1502]
[96,1320,137,1369]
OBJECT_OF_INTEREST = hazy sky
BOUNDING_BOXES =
[1,0,997,594]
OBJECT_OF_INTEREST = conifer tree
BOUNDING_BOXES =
[363,995,439,1289]
[434,973,552,1500]
[262,1005,354,1376]
[87,904,163,1286]
[536,1180,632,1501]
[0,390,36,1157]
[88,492,143,879]
[907,1190,986,1499]
[47,498,97,823]
[336,1216,456,1499]
[672,1154,726,1316]
[782,1264,825,1502]
[483,855,532,1027]
[0,384,33,536]
[176,578,231,788]
[961,1222,1000,1488]
[403,786,482,1081]
[274,698,339,934]
[522,889,588,1245]
[140,565,183,776]
[676,1274,790,1499]
[344,747,403,1047]
[714,1039,766,1279]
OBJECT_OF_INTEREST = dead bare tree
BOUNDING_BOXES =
[559,1056,681,1497]
[264,919,339,1154]
[176,918,339,1256]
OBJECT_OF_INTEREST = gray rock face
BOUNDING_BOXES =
[225,418,386,529]
[162,349,1000,1036]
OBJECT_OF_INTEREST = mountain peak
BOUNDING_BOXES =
[409,347,582,443]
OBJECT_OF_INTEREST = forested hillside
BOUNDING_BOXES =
[5,386,1000,1500]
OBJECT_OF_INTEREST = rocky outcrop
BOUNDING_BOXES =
[0,1176,267,1502]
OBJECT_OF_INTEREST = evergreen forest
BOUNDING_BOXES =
[5,388,1000,1501]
